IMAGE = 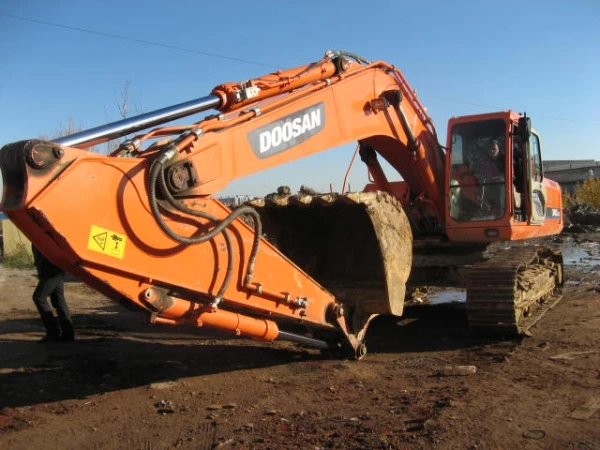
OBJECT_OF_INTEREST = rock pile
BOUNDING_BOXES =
[563,204,600,233]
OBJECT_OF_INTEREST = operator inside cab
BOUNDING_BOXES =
[448,119,509,222]
[479,139,505,179]
[473,138,506,218]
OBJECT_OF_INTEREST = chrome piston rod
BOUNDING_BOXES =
[277,330,330,349]
[53,95,222,148]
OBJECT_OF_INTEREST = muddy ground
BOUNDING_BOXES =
[0,232,599,450]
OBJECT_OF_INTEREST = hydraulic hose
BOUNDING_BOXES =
[332,50,371,65]
[156,163,234,301]
[147,150,262,298]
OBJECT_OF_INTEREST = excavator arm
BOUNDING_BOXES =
[0,52,447,357]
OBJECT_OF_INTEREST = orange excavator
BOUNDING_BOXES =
[0,51,563,358]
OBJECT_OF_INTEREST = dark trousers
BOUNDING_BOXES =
[32,274,74,339]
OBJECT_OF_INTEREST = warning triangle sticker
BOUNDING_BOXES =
[93,232,108,251]
[88,225,126,259]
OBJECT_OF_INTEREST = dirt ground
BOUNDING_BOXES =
[0,232,599,450]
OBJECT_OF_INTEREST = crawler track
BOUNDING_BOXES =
[465,246,564,336]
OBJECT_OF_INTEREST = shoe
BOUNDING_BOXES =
[37,335,61,343]
[60,333,75,342]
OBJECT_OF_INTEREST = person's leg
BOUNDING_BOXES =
[32,278,61,341]
[49,276,74,341]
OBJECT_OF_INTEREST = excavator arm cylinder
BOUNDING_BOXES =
[55,95,221,148]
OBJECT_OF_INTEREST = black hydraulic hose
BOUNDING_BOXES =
[149,159,199,244]
[147,152,262,291]
[148,156,263,244]
[156,160,261,283]
[156,164,234,300]
[147,157,233,300]
[335,51,371,65]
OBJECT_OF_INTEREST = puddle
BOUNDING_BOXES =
[562,246,595,265]
[428,289,466,305]
[560,241,600,271]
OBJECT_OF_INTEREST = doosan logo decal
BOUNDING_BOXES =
[248,103,325,158]
[546,207,561,219]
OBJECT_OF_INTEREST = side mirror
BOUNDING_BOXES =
[518,115,531,139]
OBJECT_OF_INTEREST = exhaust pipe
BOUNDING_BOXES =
[53,95,222,148]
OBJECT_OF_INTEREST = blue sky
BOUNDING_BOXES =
[1,0,598,197]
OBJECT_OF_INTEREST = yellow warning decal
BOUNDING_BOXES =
[87,225,126,259]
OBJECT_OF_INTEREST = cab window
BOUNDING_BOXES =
[530,134,542,182]
[448,119,507,222]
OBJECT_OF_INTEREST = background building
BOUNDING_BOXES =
[544,160,600,193]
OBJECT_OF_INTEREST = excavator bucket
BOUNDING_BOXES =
[246,190,413,319]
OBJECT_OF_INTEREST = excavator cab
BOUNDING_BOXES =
[448,117,508,223]
[445,111,562,242]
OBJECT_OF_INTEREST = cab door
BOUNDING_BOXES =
[526,132,546,225]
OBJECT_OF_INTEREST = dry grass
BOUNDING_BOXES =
[2,243,34,269]
[574,178,600,209]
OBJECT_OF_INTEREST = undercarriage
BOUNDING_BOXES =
[247,191,564,347]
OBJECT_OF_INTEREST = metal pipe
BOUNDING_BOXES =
[53,95,222,148]
[277,330,331,349]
